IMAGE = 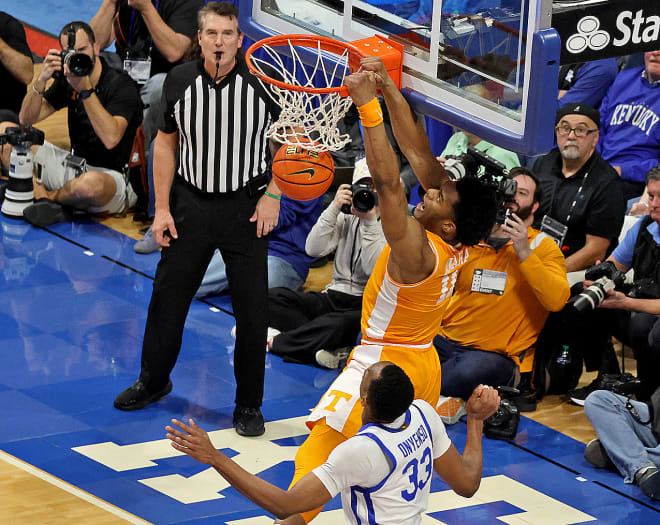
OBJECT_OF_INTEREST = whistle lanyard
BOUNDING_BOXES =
[549,168,590,225]
[126,0,160,59]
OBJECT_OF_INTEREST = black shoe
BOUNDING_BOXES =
[23,199,74,227]
[510,390,538,413]
[233,406,265,437]
[568,376,604,406]
[637,467,660,500]
[114,379,172,411]
[569,373,642,406]
[584,438,615,469]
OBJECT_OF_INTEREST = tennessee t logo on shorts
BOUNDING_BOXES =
[322,390,353,413]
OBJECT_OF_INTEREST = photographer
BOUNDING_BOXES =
[570,165,660,405]
[267,159,386,368]
[10,21,142,216]
[584,388,660,501]
[584,384,660,500]
[433,168,570,423]
[90,0,203,146]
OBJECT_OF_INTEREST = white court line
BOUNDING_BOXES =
[0,449,152,525]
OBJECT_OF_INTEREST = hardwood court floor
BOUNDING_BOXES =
[0,452,143,524]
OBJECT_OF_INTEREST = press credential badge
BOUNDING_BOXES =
[123,59,151,84]
[471,269,507,295]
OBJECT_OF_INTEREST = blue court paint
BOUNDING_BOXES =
[44,219,235,312]
[46,218,162,277]
[429,500,526,524]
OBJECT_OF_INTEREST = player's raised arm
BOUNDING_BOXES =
[343,72,434,283]
[360,56,448,191]
[433,385,500,497]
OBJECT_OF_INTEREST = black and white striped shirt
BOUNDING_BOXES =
[159,57,278,193]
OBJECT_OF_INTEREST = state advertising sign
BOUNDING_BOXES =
[553,0,660,64]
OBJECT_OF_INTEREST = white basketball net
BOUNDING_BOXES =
[248,39,357,153]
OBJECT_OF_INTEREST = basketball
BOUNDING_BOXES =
[272,142,334,201]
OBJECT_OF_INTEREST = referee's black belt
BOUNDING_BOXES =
[174,174,268,199]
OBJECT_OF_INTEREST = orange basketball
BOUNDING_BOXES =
[272,142,334,201]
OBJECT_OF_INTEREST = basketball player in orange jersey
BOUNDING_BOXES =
[279,70,499,523]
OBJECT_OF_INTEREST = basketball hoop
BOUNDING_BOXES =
[245,34,403,153]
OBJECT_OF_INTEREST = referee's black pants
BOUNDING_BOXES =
[140,178,269,409]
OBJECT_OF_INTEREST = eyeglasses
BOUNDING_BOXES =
[555,123,598,138]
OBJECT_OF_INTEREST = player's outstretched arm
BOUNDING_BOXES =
[166,419,331,519]
[344,72,434,282]
[432,385,499,497]
[360,56,448,191]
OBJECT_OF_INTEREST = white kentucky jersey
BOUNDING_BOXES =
[313,399,451,524]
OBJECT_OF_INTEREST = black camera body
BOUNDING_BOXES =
[443,146,517,224]
[599,372,643,398]
[60,27,93,77]
[628,277,660,300]
[341,183,378,214]
[484,386,521,440]
[573,261,627,313]
[0,125,45,150]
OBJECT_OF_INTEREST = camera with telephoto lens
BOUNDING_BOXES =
[340,183,379,214]
[60,27,93,77]
[484,386,521,440]
[572,261,627,314]
[0,125,45,218]
[443,146,517,224]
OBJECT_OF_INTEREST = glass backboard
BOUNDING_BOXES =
[238,0,559,155]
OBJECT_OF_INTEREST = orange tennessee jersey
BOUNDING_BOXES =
[360,231,469,347]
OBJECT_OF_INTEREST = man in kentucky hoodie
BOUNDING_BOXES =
[598,50,660,201]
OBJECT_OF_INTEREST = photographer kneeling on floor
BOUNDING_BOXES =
[1,21,142,222]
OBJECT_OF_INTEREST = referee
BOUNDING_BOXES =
[114,1,281,437]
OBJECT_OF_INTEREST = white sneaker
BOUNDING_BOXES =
[436,395,466,425]
[133,225,160,254]
[266,327,280,352]
[315,348,350,369]
[230,325,280,352]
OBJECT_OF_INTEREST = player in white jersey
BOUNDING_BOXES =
[165,362,499,522]
[315,398,448,524]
